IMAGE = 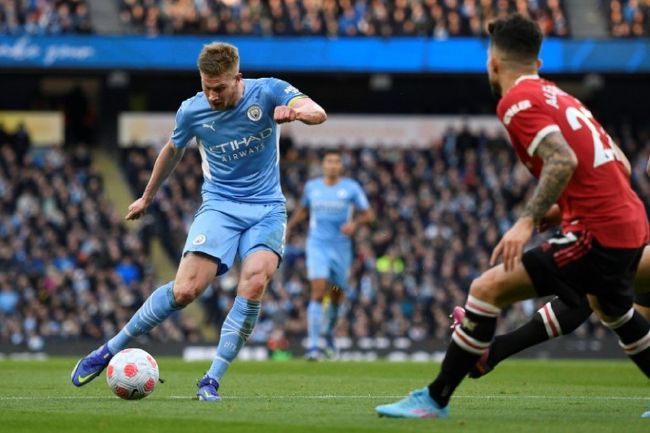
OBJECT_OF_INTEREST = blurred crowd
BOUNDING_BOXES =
[4,122,650,348]
[0,136,201,348]
[0,0,569,37]
[0,0,92,35]
[608,0,650,37]
[121,123,650,347]
[117,0,569,37]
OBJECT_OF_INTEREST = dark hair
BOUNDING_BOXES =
[487,13,542,63]
[323,149,341,158]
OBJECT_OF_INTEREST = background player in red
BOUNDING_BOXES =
[376,13,650,419]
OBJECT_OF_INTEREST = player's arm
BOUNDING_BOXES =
[125,140,185,220]
[274,97,327,125]
[491,131,577,270]
[341,208,375,236]
[522,131,577,224]
[611,141,631,176]
[286,205,309,241]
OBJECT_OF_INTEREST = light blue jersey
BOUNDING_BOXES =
[173,77,306,274]
[302,177,369,287]
[302,177,370,245]
[171,77,306,204]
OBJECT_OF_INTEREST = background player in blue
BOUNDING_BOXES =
[70,42,327,401]
[286,150,374,360]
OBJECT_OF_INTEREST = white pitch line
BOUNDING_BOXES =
[0,395,648,401]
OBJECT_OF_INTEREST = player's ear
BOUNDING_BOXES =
[488,55,498,76]
[536,58,542,70]
[234,72,243,82]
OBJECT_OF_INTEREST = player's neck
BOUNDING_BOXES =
[500,70,539,96]
[323,176,340,185]
[233,80,245,106]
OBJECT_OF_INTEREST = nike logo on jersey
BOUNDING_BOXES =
[202,121,216,131]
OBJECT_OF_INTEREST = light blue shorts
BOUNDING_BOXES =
[306,239,352,289]
[183,197,286,276]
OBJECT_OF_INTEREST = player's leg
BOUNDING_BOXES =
[376,262,536,418]
[589,295,650,377]
[200,203,285,400]
[199,250,278,400]
[323,286,343,358]
[465,296,592,378]
[305,239,333,359]
[71,253,218,387]
[468,245,650,378]
[72,200,237,388]
[633,244,650,322]
[471,293,650,379]
[322,246,351,358]
[306,278,329,360]
[582,241,650,377]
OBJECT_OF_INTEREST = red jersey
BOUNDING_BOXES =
[497,75,648,248]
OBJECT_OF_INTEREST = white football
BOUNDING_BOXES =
[106,348,159,400]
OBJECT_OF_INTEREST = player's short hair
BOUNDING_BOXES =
[487,13,542,63]
[323,149,342,158]
[197,42,240,76]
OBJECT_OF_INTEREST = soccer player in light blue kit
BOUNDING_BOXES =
[70,42,327,401]
[286,150,373,360]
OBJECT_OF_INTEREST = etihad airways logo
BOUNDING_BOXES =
[205,127,273,153]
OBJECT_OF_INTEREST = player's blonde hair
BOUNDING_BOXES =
[197,42,240,76]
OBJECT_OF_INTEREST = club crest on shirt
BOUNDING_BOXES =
[192,234,207,245]
[337,189,348,198]
[247,105,263,122]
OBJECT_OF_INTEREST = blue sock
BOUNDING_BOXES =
[325,303,339,339]
[107,282,181,354]
[307,300,323,350]
[208,296,261,381]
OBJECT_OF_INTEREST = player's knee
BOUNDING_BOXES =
[310,282,327,301]
[173,278,207,306]
[469,272,505,307]
[240,268,271,299]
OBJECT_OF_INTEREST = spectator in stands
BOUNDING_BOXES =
[113,0,570,37]
[0,142,200,346]
[0,0,93,35]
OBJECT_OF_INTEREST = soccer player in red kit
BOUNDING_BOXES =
[376,13,650,419]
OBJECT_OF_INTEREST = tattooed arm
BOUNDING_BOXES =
[522,131,578,224]
[491,131,577,271]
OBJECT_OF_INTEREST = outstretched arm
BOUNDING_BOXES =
[126,140,186,220]
[274,97,327,125]
[491,131,577,270]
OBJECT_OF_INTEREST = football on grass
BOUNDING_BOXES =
[106,348,159,400]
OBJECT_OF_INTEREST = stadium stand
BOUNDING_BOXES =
[0,138,201,348]
[19,0,650,39]
[77,0,570,37]
[0,0,93,35]
[607,0,650,37]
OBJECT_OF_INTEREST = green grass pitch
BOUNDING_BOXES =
[0,358,648,433]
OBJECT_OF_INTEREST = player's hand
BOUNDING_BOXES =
[490,217,534,272]
[340,221,357,236]
[537,204,561,233]
[125,197,150,220]
[274,106,298,124]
